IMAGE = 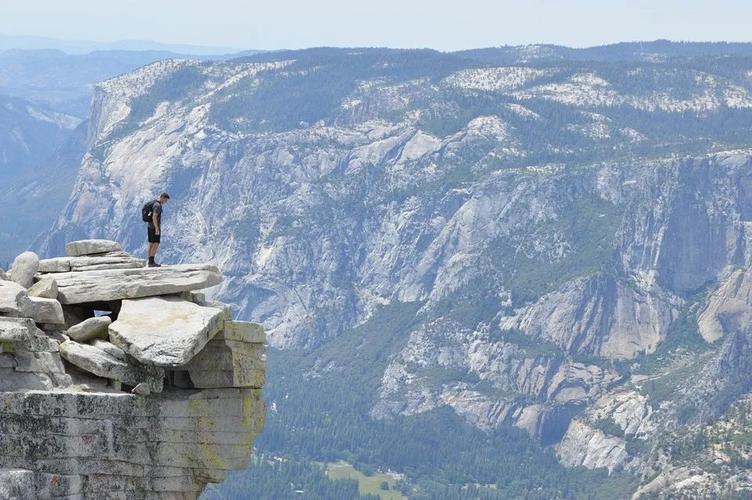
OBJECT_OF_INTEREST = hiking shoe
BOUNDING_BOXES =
[147,262,162,268]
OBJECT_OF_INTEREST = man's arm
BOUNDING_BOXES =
[152,209,160,234]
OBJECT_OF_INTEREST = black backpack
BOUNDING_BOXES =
[141,200,155,223]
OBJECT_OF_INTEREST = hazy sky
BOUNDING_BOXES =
[2,0,751,51]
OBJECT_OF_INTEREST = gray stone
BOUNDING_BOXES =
[59,340,164,392]
[0,317,58,352]
[0,388,264,497]
[0,268,8,280]
[53,263,223,304]
[9,251,39,289]
[0,280,64,325]
[28,277,58,299]
[0,317,72,391]
[0,280,27,316]
[39,255,145,273]
[0,469,36,499]
[65,239,122,257]
[23,297,65,325]
[109,296,225,367]
[557,420,627,472]
[66,316,111,343]
[184,327,266,389]
[699,267,752,343]
[225,320,266,343]
[91,339,126,360]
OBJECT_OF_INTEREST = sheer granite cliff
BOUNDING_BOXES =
[34,48,752,496]
[0,240,266,499]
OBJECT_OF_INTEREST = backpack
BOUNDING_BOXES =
[141,200,155,223]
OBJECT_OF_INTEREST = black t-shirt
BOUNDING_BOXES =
[149,201,162,228]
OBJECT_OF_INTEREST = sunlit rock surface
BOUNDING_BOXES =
[0,242,266,499]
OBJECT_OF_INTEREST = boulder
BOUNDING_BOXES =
[0,317,71,390]
[28,278,58,299]
[59,340,163,392]
[109,296,225,367]
[53,264,223,304]
[23,297,65,325]
[65,239,122,257]
[0,268,8,280]
[0,281,64,325]
[39,255,144,273]
[0,280,27,316]
[9,252,39,289]
[66,316,111,343]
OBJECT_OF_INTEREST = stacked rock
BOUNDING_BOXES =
[0,240,266,499]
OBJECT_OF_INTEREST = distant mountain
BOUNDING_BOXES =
[0,47,231,263]
[0,49,247,117]
[36,43,752,497]
[0,93,79,179]
[455,39,752,64]
[0,33,245,56]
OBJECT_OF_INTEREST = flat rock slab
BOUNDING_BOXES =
[39,255,144,273]
[109,296,225,367]
[65,239,122,257]
[53,264,222,304]
[59,340,163,392]
[224,321,266,343]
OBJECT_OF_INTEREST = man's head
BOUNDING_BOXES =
[158,192,170,204]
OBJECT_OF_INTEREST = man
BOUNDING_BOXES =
[146,192,170,267]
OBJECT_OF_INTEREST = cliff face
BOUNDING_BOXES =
[0,240,265,499]
[35,47,752,495]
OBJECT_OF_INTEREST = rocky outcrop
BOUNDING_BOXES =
[557,420,627,472]
[0,241,266,499]
[698,266,752,343]
[499,275,676,359]
[53,264,222,304]
[59,339,165,392]
[109,296,226,367]
[39,254,144,273]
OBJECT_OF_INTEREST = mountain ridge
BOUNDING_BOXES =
[27,43,752,497]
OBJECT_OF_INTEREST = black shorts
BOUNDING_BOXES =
[147,226,161,243]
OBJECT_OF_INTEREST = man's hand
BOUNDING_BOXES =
[155,228,160,235]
